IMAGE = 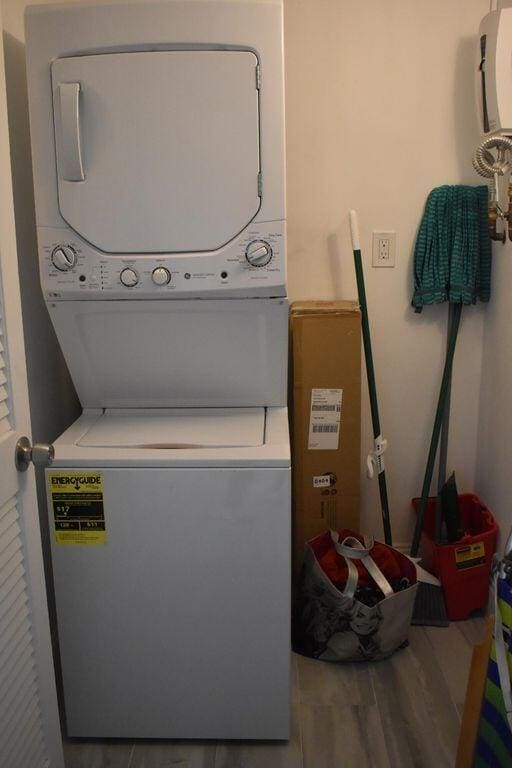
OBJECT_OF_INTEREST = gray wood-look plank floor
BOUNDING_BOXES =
[63,617,486,768]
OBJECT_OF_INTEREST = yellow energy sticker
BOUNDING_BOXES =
[50,472,106,545]
[455,541,485,570]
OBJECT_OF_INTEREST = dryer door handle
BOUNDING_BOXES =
[57,82,85,182]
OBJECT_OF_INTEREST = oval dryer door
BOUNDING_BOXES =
[51,50,261,254]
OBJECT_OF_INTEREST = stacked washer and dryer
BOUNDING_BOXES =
[25,0,290,740]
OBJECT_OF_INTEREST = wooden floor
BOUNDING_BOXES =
[63,617,486,768]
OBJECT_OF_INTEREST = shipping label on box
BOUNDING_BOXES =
[312,473,334,488]
[308,388,343,450]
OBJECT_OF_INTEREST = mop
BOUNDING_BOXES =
[409,185,491,625]
[349,211,393,545]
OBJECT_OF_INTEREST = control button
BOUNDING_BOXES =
[152,267,171,286]
[120,267,139,287]
[51,245,77,271]
[245,240,272,267]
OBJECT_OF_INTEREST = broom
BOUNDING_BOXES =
[349,210,392,545]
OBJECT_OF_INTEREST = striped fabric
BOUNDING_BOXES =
[412,185,491,313]
[475,578,512,767]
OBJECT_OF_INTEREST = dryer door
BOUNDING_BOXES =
[51,50,261,254]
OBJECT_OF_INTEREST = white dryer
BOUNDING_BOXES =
[25,0,290,739]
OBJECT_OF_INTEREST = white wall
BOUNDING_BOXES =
[2,4,80,444]
[475,241,512,550]
[473,2,512,552]
[3,0,491,547]
[285,0,489,544]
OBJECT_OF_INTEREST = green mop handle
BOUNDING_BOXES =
[349,211,393,545]
[410,302,462,557]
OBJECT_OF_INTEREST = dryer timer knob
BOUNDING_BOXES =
[245,240,272,267]
[152,267,171,285]
[120,268,139,287]
[51,245,77,271]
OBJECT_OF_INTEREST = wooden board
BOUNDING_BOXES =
[456,614,494,768]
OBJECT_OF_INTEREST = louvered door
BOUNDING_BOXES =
[0,5,63,767]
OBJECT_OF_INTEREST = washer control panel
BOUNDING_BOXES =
[39,223,285,300]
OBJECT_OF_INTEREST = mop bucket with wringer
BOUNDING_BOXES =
[412,494,498,621]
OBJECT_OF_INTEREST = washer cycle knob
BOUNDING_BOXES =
[120,268,139,287]
[152,267,171,285]
[245,240,272,267]
[51,245,76,271]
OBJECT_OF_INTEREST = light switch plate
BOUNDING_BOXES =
[372,231,396,267]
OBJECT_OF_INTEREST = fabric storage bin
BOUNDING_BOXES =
[293,530,417,661]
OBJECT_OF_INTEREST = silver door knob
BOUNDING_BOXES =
[15,437,55,472]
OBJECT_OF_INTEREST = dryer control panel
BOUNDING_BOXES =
[40,222,286,300]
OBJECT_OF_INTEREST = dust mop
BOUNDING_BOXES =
[409,184,491,626]
[349,210,392,545]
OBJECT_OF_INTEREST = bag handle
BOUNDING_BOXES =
[330,531,394,600]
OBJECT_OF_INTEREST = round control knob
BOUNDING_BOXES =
[245,240,272,267]
[152,267,171,286]
[120,267,139,287]
[51,245,76,271]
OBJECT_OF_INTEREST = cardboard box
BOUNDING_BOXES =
[290,300,361,576]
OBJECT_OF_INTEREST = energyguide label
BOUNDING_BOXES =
[50,472,106,545]
[308,388,343,450]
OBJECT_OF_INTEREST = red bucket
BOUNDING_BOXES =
[412,494,498,621]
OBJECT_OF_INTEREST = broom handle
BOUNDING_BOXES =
[438,302,455,491]
[410,302,462,557]
[349,211,393,545]
[435,301,455,542]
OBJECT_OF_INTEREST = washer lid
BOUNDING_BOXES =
[51,50,261,254]
[77,408,265,449]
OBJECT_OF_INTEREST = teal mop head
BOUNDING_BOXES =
[412,185,491,313]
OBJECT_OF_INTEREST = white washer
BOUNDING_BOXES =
[46,408,290,739]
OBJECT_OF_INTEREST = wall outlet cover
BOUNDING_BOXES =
[372,231,396,267]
